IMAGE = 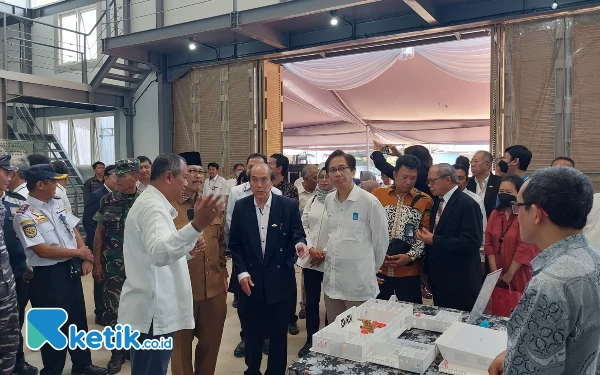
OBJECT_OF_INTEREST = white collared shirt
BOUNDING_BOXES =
[474,173,491,201]
[225,178,238,190]
[13,183,28,199]
[297,195,327,272]
[463,189,488,261]
[136,180,148,193]
[226,182,282,229]
[237,192,304,281]
[255,194,272,257]
[441,185,459,215]
[203,175,230,197]
[13,195,78,267]
[118,185,203,336]
[55,184,72,212]
[323,185,389,301]
[297,183,316,213]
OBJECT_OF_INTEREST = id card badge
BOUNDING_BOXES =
[404,224,415,238]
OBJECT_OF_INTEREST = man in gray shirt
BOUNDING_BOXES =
[489,166,600,375]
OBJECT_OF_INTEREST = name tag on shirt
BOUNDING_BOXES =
[353,212,359,220]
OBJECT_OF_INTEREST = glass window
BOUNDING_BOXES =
[59,13,78,64]
[49,115,114,167]
[51,119,70,156]
[72,118,92,166]
[79,9,97,60]
[95,116,115,165]
[59,7,97,64]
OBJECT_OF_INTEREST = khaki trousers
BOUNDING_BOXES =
[171,292,227,375]
[324,296,365,323]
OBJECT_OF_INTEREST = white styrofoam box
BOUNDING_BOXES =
[367,337,438,375]
[408,310,462,333]
[438,360,489,375]
[435,322,507,372]
[311,298,414,362]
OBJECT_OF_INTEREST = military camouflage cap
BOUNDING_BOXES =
[114,159,140,174]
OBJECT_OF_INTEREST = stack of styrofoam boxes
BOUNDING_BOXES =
[435,322,507,375]
[311,298,413,362]
[407,310,462,333]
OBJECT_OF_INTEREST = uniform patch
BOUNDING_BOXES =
[32,212,49,225]
[16,204,29,214]
[20,219,37,238]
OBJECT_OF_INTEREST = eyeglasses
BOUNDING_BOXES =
[188,169,205,176]
[328,166,349,174]
[426,176,447,186]
[511,201,549,216]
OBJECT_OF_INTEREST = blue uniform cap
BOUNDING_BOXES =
[0,154,17,171]
[23,164,68,184]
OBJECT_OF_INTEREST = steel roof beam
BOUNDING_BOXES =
[403,0,439,25]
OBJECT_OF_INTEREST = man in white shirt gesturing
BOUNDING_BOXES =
[118,153,225,375]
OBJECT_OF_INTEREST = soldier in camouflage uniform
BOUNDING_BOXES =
[0,196,19,375]
[92,160,140,374]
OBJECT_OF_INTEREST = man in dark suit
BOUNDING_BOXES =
[229,163,307,375]
[417,163,483,311]
[467,151,501,219]
[82,164,116,325]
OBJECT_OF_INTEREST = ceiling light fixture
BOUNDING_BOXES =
[189,38,196,50]
[552,2,558,9]
[330,10,339,26]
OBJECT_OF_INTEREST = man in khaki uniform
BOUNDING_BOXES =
[171,152,228,375]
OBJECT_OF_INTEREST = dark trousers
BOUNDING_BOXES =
[303,268,328,343]
[243,295,290,375]
[93,281,104,320]
[87,234,104,321]
[14,276,31,365]
[236,287,245,340]
[31,261,92,375]
[289,279,298,325]
[376,274,422,304]
[130,323,174,375]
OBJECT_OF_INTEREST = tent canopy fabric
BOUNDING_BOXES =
[282,37,491,149]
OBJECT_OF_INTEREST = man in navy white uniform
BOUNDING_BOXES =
[0,155,38,375]
[13,164,106,375]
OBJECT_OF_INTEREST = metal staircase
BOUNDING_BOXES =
[91,55,154,94]
[7,103,86,218]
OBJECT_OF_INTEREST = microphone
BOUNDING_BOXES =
[187,208,195,221]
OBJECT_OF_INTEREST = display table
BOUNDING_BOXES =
[287,303,508,375]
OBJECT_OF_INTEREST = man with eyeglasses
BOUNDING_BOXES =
[489,166,600,375]
[416,163,483,311]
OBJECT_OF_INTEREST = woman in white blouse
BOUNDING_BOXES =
[297,167,336,357]
[323,150,389,323]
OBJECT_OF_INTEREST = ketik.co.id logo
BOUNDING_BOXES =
[25,308,167,350]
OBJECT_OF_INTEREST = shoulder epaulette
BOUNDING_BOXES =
[5,190,26,201]
[16,204,30,214]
